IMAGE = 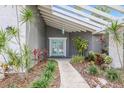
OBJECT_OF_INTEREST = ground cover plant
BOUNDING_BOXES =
[71,55,84,64]
[32,60,57,88]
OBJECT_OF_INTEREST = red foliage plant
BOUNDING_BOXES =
[95,53,104,65]
[33,48,48,63]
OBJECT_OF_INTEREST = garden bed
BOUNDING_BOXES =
[71,62,124,88]
[0,61,60,88]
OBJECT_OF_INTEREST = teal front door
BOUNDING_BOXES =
[49,38,67,57]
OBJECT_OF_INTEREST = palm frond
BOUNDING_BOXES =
[0,29,8,51]
[20,8,33,24]
[6,26,19,40]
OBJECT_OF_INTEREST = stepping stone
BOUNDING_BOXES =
[0,73,4,80]
[98,78,108,85]
[96,84,101,88]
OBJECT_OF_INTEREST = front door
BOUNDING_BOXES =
[49,38,67,57]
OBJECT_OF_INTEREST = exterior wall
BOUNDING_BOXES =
[0,5,26,62]
[92,35,102,52]
[46,26,70,57]
[46,26,102,57]
[26,6,46,49]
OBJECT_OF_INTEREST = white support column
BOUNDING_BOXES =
[109,29,123,68]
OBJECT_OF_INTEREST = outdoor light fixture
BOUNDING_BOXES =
[62,28,65,34]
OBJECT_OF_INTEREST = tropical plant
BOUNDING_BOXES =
[32,60,57,88]
[106,20,124,69]
[88,51,96,61]
[0,27,19,63]
[71,55,84,63]
[73,37,88,56]
[87,65,99,75]
[104,56,112,64]
[7,49,21,72]
[21,8,33,44]
[46,61,56,72]
[21,44,32,80]
[32,78,49,88]
[106,68,120,81]
[0,8,33,78]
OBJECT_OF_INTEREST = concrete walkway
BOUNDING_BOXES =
[56,59,90,88]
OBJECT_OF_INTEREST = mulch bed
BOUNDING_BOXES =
[71,62,124,88]
[0,62,60,88]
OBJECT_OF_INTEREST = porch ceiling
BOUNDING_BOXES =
[38,5,124,33]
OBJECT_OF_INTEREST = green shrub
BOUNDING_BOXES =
[104,56,112,64]
[87,65,99,75]
[73,37,88,56]
[32,60,57,88]
[46,61,56,72]
[43,70,53,81]
[106,68,120,82]
[71,55,84,63]
[32,79,49,88]
[88,51,96,61]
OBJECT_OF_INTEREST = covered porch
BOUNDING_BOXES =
[27,5,124,68]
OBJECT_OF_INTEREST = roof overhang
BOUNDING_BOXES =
[38,5,124,34]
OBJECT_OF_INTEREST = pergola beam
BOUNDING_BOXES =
[46,22,78,32]
[43,16,86,32]
[78,5,118,20]
[53,11,102,31]
[52,6,105,30]
[107,5,124,13]
[57,5,109,26]
[38,6,94,32]
[40,11,88,32]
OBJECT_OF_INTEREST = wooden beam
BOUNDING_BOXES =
[78,5,118,20]
[57,5,108,26]
[107,5,124,13]
[39,7,94,32]
[52,6,105,29]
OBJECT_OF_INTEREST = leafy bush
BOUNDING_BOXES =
[46,60,57,72]
[87,65,99,75]
[104,56,112,64]
[43,70,53,81]
[32,78,49,88]
[71,55,84,63]
[106,68,120,82]
[73,37,88,56]
[32,60,57,88]
[88,51,96,61]
[95,53,104,65]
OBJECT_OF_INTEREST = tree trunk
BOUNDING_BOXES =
[27,21,30,45]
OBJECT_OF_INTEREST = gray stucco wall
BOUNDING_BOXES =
[27,6,46,49]
[92,35,109,53]
[69,32,93,57]
[92,35,102,52]
[46,26,101,57]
